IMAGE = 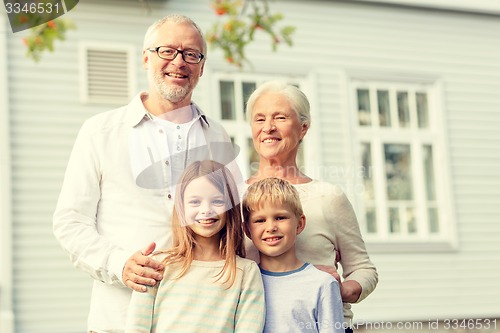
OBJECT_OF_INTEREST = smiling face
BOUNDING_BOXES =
[245,202,305,262]
[143,20,205,105]
[250,92,308,163]
[183,176,227,243]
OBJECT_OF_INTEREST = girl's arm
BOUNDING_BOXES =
[124,285,158,333]
[235,261,266,332]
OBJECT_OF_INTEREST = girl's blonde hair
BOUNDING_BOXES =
[159,160,245,287]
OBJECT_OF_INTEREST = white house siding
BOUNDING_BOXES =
[6,1,206,332]
[1,12,15,333]
[4,1,500,333]
[201,0,500,325]
[8,26,86,333]
[248,0,500,325]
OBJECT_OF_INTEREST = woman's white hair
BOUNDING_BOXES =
[245,80,311,128]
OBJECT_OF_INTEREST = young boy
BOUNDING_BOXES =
[243,177,345,333]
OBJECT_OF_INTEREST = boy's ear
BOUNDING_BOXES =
[296,214,306,235]
[243,223,252,239]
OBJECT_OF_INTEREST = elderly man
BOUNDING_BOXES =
[53,14,239,333]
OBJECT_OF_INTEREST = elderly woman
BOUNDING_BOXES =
[245,80,378,332]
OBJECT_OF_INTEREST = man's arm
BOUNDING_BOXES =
[123,242,164,292]
[53,121,129,285]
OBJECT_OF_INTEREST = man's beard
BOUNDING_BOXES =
[153,71,193,104]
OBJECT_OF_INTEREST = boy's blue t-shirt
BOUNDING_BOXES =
[260,263,345,333]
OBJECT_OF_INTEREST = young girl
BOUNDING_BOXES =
[125,160,265,333]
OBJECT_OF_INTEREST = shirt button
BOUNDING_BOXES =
[165,160,169,166]
[167,194,172,199]
[177,147,181,151]
[158,129,163,134]
[178,135,181,139]
[176,125,180,129]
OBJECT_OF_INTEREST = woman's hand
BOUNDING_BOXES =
[122,242,164,292]
[340,280,362,303]
[315,265,362,303]
[315,264,341,284]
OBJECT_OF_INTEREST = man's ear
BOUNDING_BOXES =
[199,60,205,77]
[296,214,306,235]
[142,49,149,70]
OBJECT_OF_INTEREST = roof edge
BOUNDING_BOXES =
[352,0,500,16]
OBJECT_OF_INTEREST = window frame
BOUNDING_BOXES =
[347,75,458,252]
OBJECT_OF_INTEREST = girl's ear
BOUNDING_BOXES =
[296,214,306,235]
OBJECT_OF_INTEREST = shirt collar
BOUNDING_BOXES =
[125,92,210,128]
[191,101,210,127]
[125,92,152,127]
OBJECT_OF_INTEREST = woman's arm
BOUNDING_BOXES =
[327,186,378,303]
[314,265,362,302]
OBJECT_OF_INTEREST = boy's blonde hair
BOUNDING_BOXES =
[159,160,244,288]
[242,177,303,223]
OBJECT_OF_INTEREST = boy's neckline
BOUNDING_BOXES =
[259,262,309,276]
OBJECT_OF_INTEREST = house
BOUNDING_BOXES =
[1,0,499,332]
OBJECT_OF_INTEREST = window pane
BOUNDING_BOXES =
[416,92,429,128]
[366,207,377,233]
[423,145,436,200]
[220,81,236,120]
[357,89,371,126]
[428,207,439,233]
[361,143,374,200]
[377,90,391,127]
[407,207,417,233]
[385,144,413,200]
[397,91,410,127]
[242,82,256,117]
[389,207,400,233]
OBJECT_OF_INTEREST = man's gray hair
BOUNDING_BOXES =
[143,14,207,54]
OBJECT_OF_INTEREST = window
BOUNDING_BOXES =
[211,74,307,179]
[79,43,136,104]
[351,80,455,250]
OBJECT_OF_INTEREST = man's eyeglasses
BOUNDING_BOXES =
[147,46,204,64]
